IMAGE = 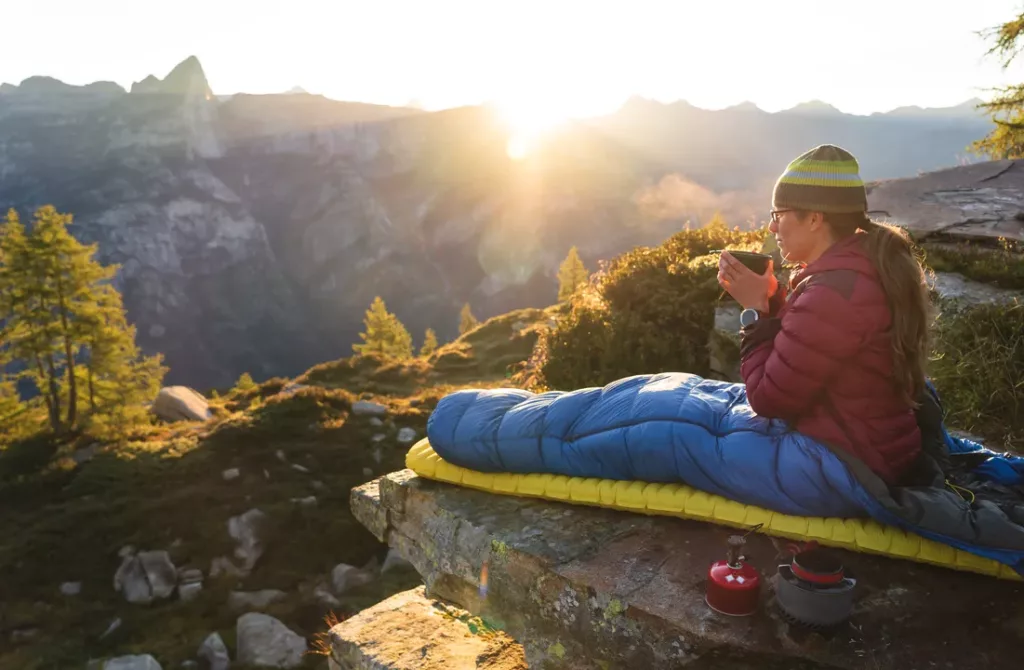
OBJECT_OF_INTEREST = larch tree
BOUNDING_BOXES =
[352,296,413,359]
[972,11,1024,158]
[557,246,589,302]
[420,328,439,357]
[458,303,478,335]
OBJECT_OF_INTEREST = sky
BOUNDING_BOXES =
[5,0,1024,125]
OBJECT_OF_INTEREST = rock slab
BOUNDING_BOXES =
[351,470,1024,670]
[329,586,526,669]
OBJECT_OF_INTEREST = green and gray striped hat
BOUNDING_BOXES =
[772,144,868,214]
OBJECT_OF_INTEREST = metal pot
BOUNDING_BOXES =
[775,564,857,628]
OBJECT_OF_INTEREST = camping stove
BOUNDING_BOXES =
[705,534,761,616]
[776,546,857,629]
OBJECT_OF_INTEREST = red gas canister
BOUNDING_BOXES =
[705,535,761,616]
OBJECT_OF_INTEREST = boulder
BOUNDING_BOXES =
[331,563,376,595]
[151,386,211,422]
[236,613,307,668]
[198,632,231,670]
[113,550,177,604]
[228,508,267,572]
[228,589,288,611]
[328,586,526,669]
[396,427,417,444]
[60,581,81,596]
[866,159,1024,243]
[103,655,163,670]
[352,400,387,416]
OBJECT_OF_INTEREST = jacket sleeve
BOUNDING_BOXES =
[739,274,865,421]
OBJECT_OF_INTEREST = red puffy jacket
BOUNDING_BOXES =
[739,234,921,484]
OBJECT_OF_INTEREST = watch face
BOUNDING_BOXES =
[740,309,758,327]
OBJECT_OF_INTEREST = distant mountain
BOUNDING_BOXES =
[0,56,1000,388]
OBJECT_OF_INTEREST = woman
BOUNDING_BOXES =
[717,144,932,485]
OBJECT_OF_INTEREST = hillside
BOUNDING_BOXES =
[0,306,557,669]
[0,55,999,390]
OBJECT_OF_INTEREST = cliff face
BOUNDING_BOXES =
[0,56,1009,388]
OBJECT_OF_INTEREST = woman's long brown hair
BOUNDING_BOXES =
[826,212,932,407]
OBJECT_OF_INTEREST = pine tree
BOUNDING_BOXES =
[352,296,413,359]
[0,206,166,435]
[233,372,256,393]
[972,11,1024,158]
[420,328,438,357]
[557,246,589,302]
[459,303,478,335]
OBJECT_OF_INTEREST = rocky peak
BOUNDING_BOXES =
[131,55,212,99]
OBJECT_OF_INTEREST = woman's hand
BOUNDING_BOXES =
[718,252,777,312]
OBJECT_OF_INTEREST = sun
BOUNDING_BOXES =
[495,98,570,161]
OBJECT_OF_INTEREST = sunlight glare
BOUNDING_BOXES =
[497,98,569,160]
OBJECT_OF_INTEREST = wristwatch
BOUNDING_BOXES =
[739,308,760,328]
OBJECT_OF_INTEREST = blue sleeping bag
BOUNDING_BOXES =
[426,372,1024,573]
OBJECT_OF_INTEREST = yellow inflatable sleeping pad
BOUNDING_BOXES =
[406,439,1020,581]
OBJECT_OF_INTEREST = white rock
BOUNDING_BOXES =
[179,582,203,602]
[197,632,231,670]
[381,548,414,574]
[228,589,287,611]
[100,618,122,639]
[352,400,387,416]
[368,417,384,427]
[140,551,178,599]
[310,480,326,491]
[60,581,81,596]
[331,563,376,595]
[275,449,287,462]
[290,463,310,474]
[222,468,240,481]
[372,447,382,465]
[118,545,136,558]
[313,582,341,607]
[361,467,374,478]
[396,427,416,444]
[103,655,163,670]
[209,556,246,578]
[290,496,317,507]
[371,433,386,443]
[114,550,177,604]
[178,567,203,584]
[228,508,267,572]
[151,386,210,422]
[236,613,307,668]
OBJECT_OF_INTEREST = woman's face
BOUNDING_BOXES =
[769,209,822,264]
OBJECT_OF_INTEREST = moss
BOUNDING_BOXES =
[548,641,567,659]
[603,599,624,620]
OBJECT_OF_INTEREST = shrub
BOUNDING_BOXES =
[532,219,769,391]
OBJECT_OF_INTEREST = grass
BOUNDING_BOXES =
[922,238,1024,290]
[0,306,555,669]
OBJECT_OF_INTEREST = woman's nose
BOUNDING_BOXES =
[768,218,779,233]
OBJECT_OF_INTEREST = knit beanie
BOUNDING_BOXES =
[772,144,868,214]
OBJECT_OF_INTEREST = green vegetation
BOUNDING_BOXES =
[351,296,413,359]
[972,9,1024,158]
[523,217,768,391]
[231,371,257,393]
[922,238,1024,290]
[0,206,165,440]
[459,302,479,335]
[419,328,439,357]
[929,297,1024,449]
[557,246,590,302]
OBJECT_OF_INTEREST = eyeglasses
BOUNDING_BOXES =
[769,209,796,224]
